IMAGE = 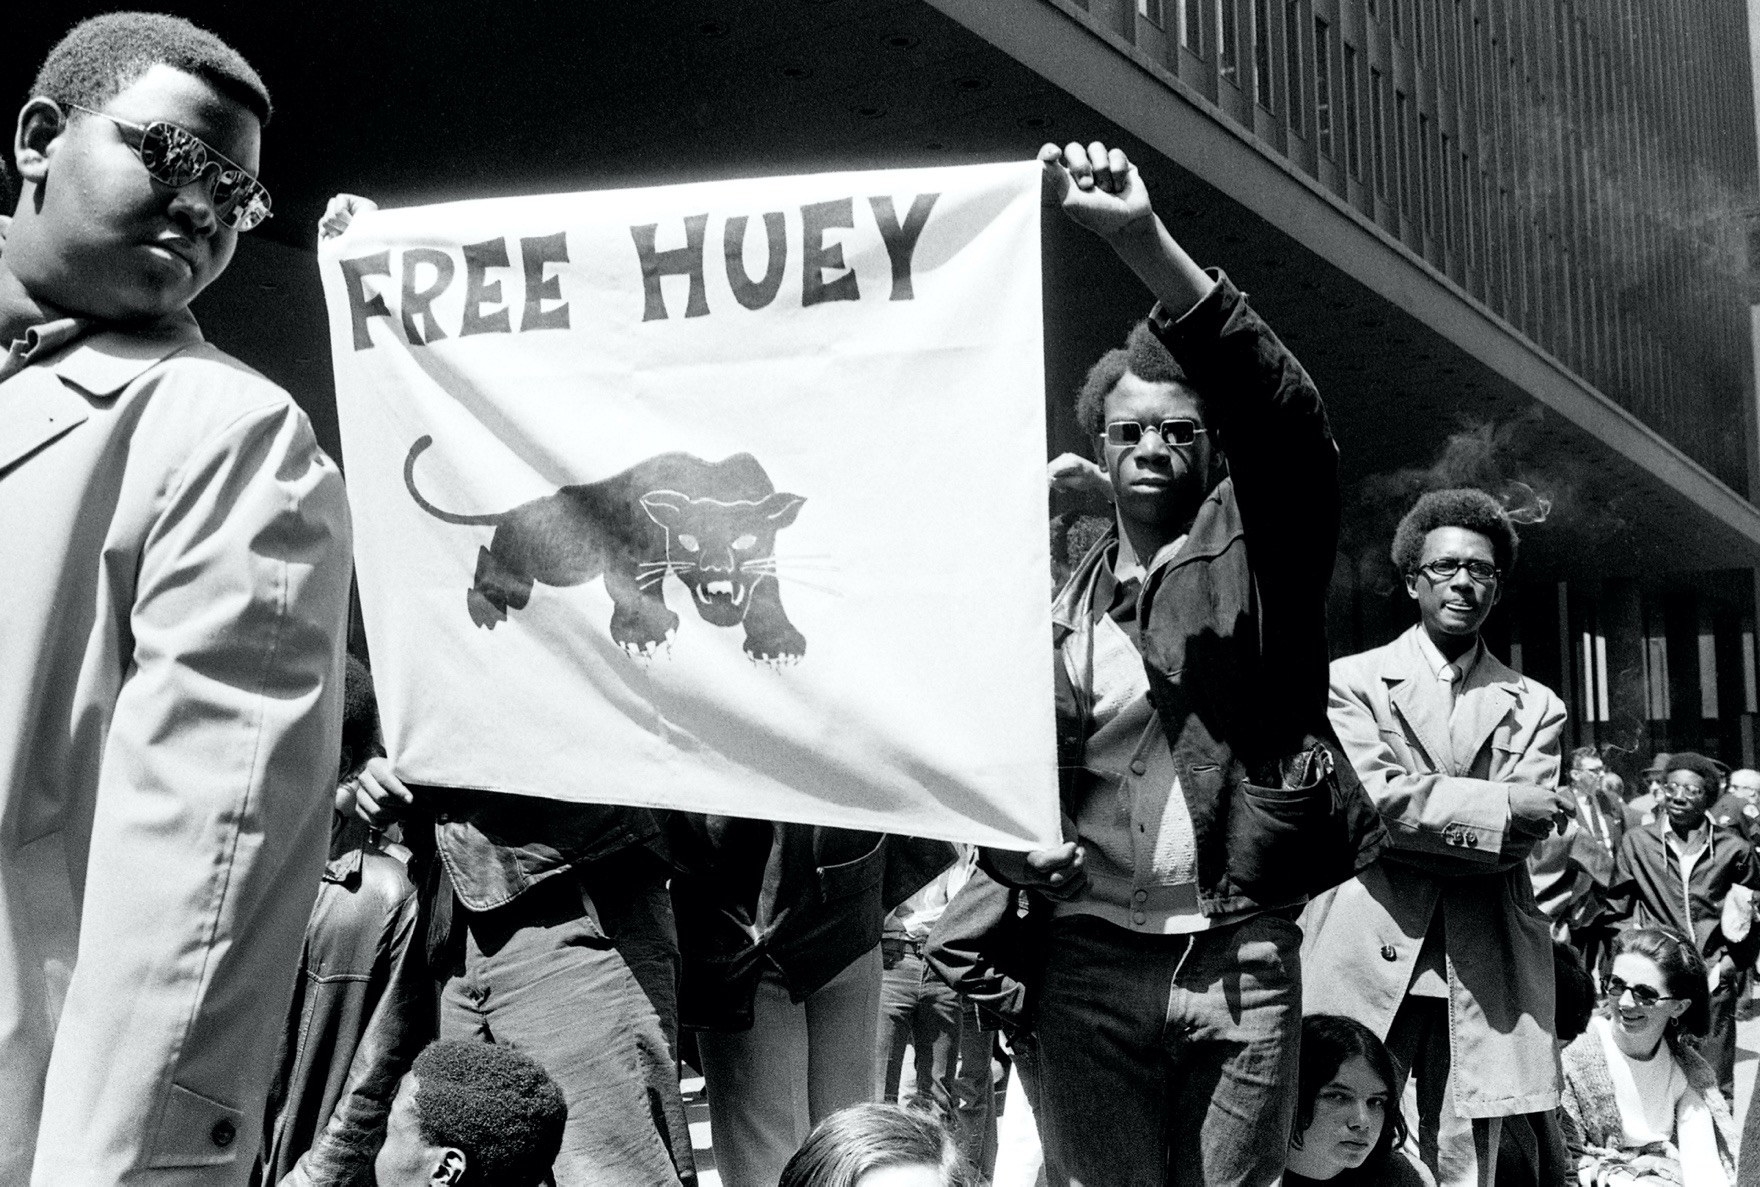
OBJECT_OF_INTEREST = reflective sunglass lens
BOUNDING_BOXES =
[138,121,272,232]
[1160,420,1195,445]
[139,122,210,187]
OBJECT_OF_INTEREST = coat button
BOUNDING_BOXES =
[1130,760,1147,776]
[211,1119,236,1148]
[1379,944,1398,962]
[1132,911,1147,925]
[1133,889,1148,903]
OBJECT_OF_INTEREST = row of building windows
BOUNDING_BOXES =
[1105,0,1754,495]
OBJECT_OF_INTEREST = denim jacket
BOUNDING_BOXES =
[426,788,663,913]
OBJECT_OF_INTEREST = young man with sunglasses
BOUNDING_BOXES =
[1604,752,1760,1100]
[1303,489,1573,1187]
[983,141,1383,1186]
[0,14,350,1183]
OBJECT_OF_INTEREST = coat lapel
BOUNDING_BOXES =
[1386,628,1456,774]
[0,314,198,477]
[0,373,89,475]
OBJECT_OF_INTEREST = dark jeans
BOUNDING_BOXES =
[1034,911,1302,1187]
[439,865,694,1186]
[876,949,963,1118]
[1708,968,1740,1099]
[952,999,997,1176]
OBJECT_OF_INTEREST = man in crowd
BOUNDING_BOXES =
[373,1040,566,1187]
[875,847,993,1173]
[987,140,1381,1185]
[1304,489,1572,1187]
[264,657,429,1185]
[1605,751,1760,1098]
[1629,754,1671,819]
[1565,747,1630,862]
[1710,765,1760,843]
[0,14,352,1182]
[324,196,693,1187]
[1527,747,1624,975]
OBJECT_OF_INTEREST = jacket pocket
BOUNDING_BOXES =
[145,1082,244,1168]
[1225,773,1337,905]
[817,835,887,901]
[1224,741,1382,904]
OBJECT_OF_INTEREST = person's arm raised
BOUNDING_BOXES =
[1040,142,1216,316]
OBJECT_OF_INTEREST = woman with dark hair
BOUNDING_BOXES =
[779,1103,979,1187]
[1284,1015,1432,1185]
[1559,927,1736,1185]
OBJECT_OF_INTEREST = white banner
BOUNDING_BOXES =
[319,161,1057,849]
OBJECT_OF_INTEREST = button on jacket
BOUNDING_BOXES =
[0,313,352,1182]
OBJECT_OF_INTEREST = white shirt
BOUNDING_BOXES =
[1662,817,1713,925]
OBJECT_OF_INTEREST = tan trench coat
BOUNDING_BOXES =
[1302,625,1566,1119]
[0,313,351,1183]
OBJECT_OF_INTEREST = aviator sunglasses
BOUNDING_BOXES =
[1104,418,1209,448]
[68,103,273,232]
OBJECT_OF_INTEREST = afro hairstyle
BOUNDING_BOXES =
[31,12,271,127]
[411,1041,567,1187]
[1390,487,1520,576]
[1073,318,1195,441]
[1663,751,1722,789]
[339,655,380,778]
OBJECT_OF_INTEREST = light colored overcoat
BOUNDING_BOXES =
[1302,625,1566,1118]
[0,313,352,1183]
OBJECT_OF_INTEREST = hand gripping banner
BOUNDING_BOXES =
[319,161,1057,849]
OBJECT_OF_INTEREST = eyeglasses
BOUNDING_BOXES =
[68,104,272,232]
[1103,419,1208,448]
[1414,558,1500,585]
[1605,975,1677,1008]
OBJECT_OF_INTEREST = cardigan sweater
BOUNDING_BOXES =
[1557,1021,1736,1182]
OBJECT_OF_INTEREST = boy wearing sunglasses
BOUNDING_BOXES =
[1303,488,1574,1187]
[0,13,350,1183]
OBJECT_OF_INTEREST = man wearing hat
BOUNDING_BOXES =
[1628,753,1671,820]
[1606,752,1760,1096]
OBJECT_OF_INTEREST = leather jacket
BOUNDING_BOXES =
[669,817,955,1032]
[1039,273,1382,915]
[262,816,432,1187]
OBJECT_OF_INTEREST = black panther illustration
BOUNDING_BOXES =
[404,436,808,660]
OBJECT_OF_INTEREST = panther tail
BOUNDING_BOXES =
[404,436,510,526]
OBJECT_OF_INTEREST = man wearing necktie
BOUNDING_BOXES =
[1303,489,1574,1187]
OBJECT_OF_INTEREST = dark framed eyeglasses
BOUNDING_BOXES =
[1605,975,1677,1008]
[1414,557,1500,585]
[1103,418,1208,448]
[68,104,272,232]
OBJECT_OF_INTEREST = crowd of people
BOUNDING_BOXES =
[8,10,1760,1187]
